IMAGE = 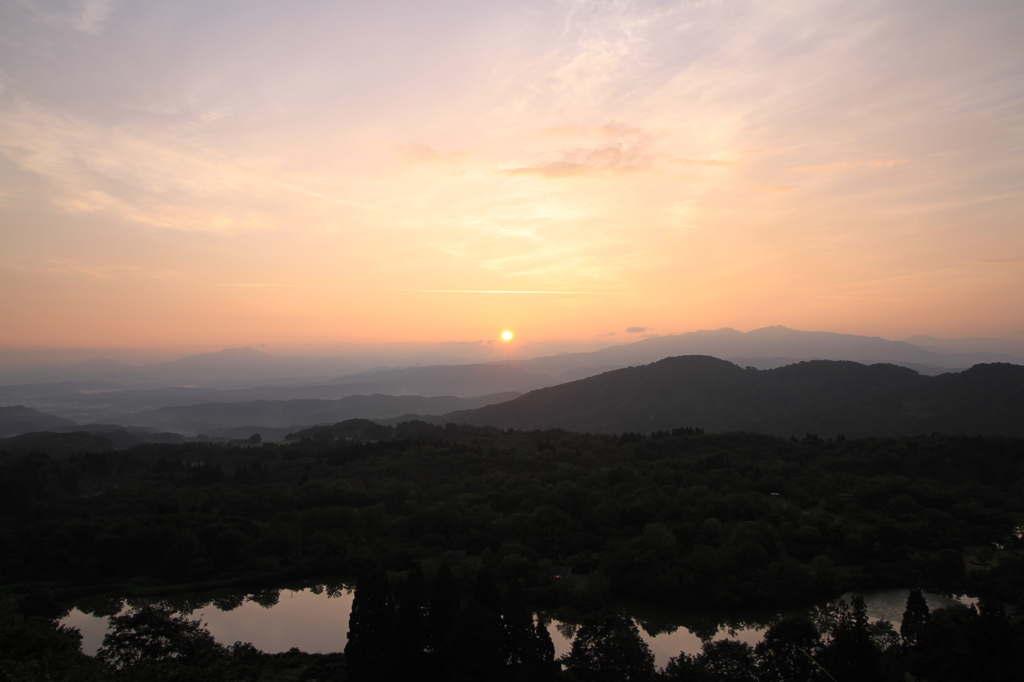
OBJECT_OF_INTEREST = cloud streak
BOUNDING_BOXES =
[502,144,654,177]
[791,160,909,173]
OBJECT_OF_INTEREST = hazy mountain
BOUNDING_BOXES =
[504,326,953,381]
[902,335,1024,357]
[0,347,367,388]
[443,356,1024,438]
[138,348,365,386]
[324,363,557,396]
[116,392,521,434]
[0,370,543,424]
[0,431,117,457]
[4,327,1020,421]
[899,335,1024,368]
[0,405,79,438]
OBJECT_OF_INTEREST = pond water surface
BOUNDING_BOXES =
[61,585,970,668]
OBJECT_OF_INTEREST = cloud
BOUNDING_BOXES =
[625,326,652,333]
[502,144,653,178]
[395,289,612,295]
[671,158,734,167]
[753,184,798,193]
[398,143,439,162]
[791,160,909,173]
[221,283,324,288]
[3,258,183,281]
[598,331,617,337]
[546,122,648,139]
[0,89,370,234]
[17,0,116,34]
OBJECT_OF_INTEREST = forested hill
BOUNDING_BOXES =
[443,356,1024,437]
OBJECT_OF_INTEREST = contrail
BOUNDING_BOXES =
[395,289,613,295]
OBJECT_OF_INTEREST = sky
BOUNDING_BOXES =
[1,0,1023,357]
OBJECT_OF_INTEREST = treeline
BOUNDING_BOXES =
[3,569,1020,681]
[2,422,1024,610]
[342,568,1020,682]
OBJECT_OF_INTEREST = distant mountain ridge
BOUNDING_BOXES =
[116,392,521,434]
[0,393,520,438]
[443,356,1024,438]
[2,327,1021,429]
[503,326,1004,380]
[0,405,78,438]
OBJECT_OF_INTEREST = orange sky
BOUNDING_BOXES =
[2,0,1022,354]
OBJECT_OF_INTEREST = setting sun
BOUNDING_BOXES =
[501,331,513,342]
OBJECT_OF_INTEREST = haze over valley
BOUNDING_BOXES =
[2,325,1023,445]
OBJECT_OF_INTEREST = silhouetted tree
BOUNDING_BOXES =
[96,604,227,681]
[424,563,459,675]
[819,596,882,682]
[900,588,929,651]
[345,568,395,682]
[563,612,655,682]
[756,616,825,682]
[698,638,758,681]
[393,566,428,678]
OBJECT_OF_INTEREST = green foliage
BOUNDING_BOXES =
[0,602,109,682]
[562,612,655,682]
[96,605,228,680]
[2,427,1024,612]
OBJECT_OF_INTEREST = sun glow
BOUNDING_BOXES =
[501,330,513,342]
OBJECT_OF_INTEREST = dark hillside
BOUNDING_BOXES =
[444,357,1024,437]
[0,405,78,438]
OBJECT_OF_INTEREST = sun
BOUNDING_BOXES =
[501,330,513,342]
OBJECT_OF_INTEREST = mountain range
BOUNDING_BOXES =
[2,326,1023,443]
[443,356,1024,438]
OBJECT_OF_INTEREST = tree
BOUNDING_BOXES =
[698,638,758,682]
[425,563,459,674]
[0,601,109,682]
[345,569,396,681]
[756,616,825,682]
[563,612,655,682]
[96,604,227,681]
[900,589,929,651]
[818,596,883,682]
[393,566,428,679]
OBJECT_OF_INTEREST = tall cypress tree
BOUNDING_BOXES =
[501,582,534,672]
[425,563,459,677]
[900,588,929,651]
[345,568,395,682]
[393,566,428,679]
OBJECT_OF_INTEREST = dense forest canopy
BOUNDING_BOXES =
[2,420,1023,679]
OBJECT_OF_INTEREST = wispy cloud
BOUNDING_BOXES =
[3,258,183,280]
[501,143,653,177]
[16,0,117,34]
[394,289,613,295]
[221,283,325,288]
[671,158,734,167]
[545,122,649,139]
[791,160,909,173]
[0,89,370,234]
[397,143,466,166]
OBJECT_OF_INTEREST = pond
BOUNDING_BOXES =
[60,584,971,668]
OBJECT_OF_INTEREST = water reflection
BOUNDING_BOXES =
[61,584,974,668]
[63,583,355,657]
